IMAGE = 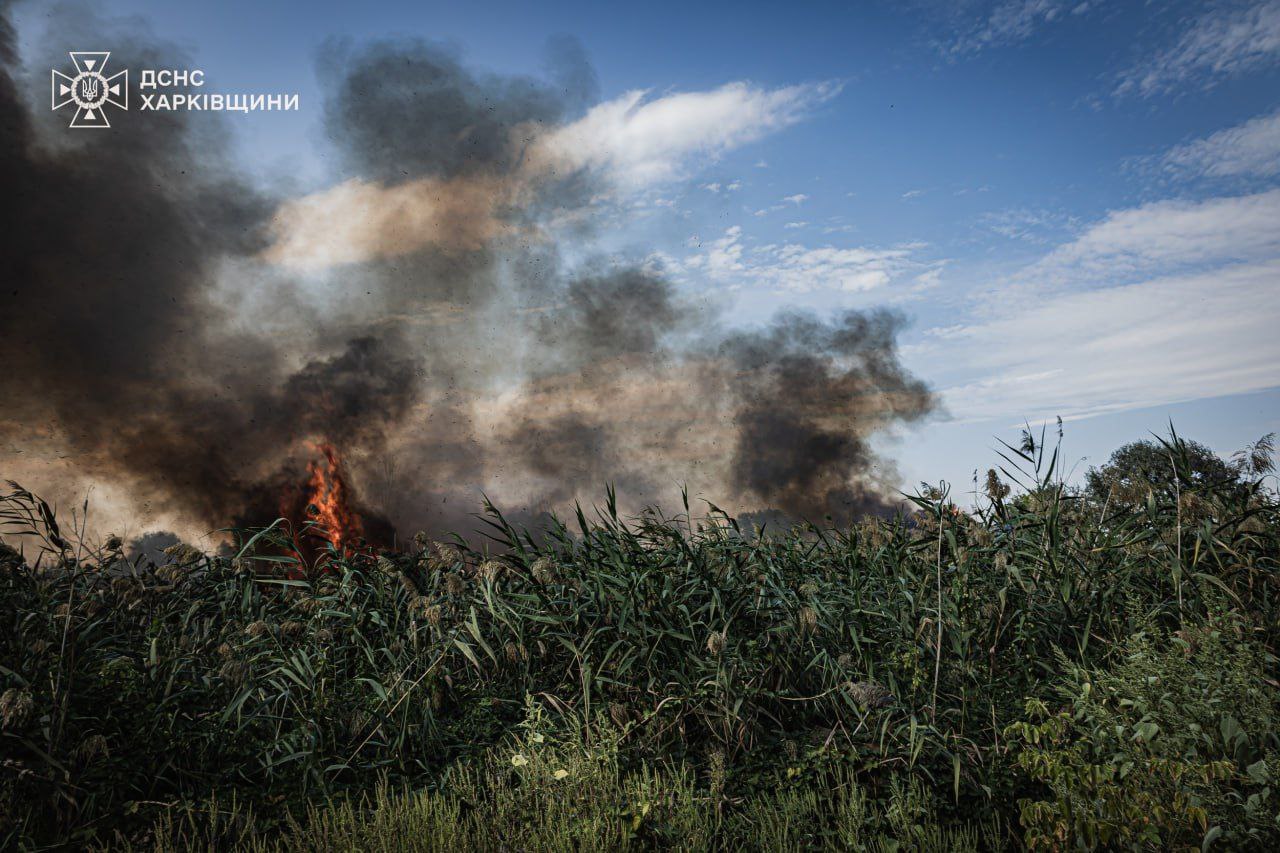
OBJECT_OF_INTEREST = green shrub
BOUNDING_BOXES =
[1008,619,1280,849]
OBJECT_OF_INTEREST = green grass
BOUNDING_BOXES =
[143,740,998,851]
[2,428,1278,849]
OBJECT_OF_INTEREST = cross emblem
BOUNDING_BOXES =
[51,52,128,129]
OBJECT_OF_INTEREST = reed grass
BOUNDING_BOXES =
[1,428,1277,849]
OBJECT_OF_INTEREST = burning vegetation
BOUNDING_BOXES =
[273,441,388,561]
[301,443,363,552]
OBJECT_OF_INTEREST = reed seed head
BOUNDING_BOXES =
[478,559,504,582]
[163,543,203,565]
[0,688,34,729]
[219,660,250,685]
[76,733,110,764]
[530,557,556,585]
[844,680,892,708]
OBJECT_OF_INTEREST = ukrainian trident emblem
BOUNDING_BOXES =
[52,52,128,128]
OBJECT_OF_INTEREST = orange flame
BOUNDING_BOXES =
[303,442,364,552]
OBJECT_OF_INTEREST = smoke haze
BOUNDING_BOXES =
[0,3,935,547]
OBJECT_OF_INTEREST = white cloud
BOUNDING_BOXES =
[933,261,1280,422]
[784,221,808,229]
[1115,1,1280,97]
[684,226,930,293]
[1018,189,1280,288]
[921,190,1280,422]
[750,194,811,217]
[1160,108,1280,178]
[901,189,925,199]
[912,267,944,290]
[687,225,747,279]
[535,81,840,189]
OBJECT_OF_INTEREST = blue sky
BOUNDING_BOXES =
[15,0,1280,503]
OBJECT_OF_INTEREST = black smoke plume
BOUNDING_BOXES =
[0,3,935,547]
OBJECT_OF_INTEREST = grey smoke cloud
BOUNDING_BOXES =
[0,3,934,545]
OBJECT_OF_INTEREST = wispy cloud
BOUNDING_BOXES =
[979,207,1075,243]
[684,226,933,293]
[1115,1,1280,97]
[536,81,841,188]
[1016,189,1280,288]
[921,190,1280,422]
[932,260,1280,422]
[1159,108,1280,178]
[944,0,1089,56]
[751,194,812,217]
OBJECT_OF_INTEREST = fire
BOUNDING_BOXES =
[302,441,364,552]
[272,440,394,565]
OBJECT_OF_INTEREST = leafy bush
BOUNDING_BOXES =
[1008,618,1279,849]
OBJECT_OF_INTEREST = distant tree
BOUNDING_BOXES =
[1085,438,1242,510]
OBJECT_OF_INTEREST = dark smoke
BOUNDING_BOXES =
[507,413,621,506]
[720,310,934,523]
[533,268,696,371]
[0,5,415,541]
[1,3,935,547]
[320,37,566,183]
